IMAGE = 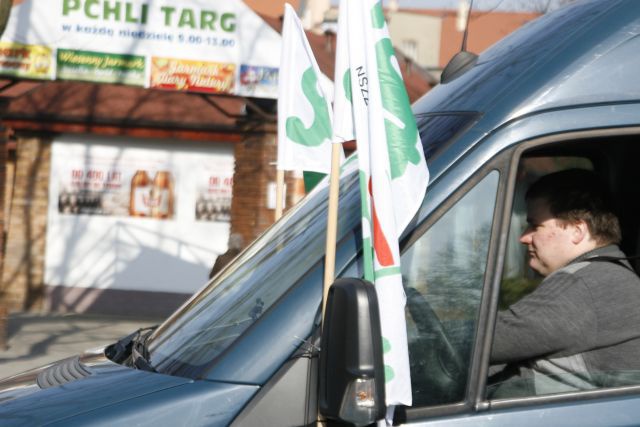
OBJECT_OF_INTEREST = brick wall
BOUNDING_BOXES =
[1,136,51,311]
[0,128,6,291]
[230,122,303,245]
[0,129,304,313]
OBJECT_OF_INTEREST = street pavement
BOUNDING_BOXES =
[0,312,163,379]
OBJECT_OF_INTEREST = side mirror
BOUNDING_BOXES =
[319,278,386,426]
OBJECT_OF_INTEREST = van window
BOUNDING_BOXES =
[490,156,599,398]
[500,156,593,307]
[489,150,640,399]
[402,171,499,406]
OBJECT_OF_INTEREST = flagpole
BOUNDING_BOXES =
[321,143,342,317]
[275,169,285,221]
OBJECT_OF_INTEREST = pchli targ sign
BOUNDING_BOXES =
[0,0,282,98]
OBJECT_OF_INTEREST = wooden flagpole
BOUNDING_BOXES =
[275,169,285,221]
[322,142,343,317]
[317,142,342,427]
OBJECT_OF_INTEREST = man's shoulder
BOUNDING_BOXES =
[552,247,640,295]
[561,245,635,278]
[536,259,612,297]
[543,262,590,285]
[556,261,592,276]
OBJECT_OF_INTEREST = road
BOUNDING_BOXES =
[0,312,162,379]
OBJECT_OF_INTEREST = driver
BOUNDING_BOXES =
[490,169,640,395]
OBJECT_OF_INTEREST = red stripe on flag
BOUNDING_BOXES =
[369,178,394,267]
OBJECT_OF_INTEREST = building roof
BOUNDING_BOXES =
[260,14,435,102]
[390,8,539,68]
[438,10,541,68]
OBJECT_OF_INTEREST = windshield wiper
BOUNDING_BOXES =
[106,326,156,364]
[131,329,157,372]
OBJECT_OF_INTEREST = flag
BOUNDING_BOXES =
[339,0,430,412]
[331,0,355,145]
[277,3,335,174]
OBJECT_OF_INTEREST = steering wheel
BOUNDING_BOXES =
[405,287,465,405]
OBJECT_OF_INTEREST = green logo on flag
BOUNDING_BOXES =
[382,336,391,352]
[343,69,352,103]
[371,3,422,179]
[385,365,395,382]
[371,1,386,29]
[286,67,332,147]
[382,337,395,383]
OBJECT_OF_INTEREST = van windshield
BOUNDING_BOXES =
[145,159,362,379]
[416,112,480,160]
[144,112,479,380]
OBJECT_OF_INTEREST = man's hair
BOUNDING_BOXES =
[525,168,621,245]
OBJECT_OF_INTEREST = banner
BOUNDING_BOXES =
[0,41,52,79]
[0,0,282,98]
[342,0,430,413]
[277,3,336,174]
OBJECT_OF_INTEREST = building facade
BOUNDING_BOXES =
[387,8,541,77]
[0,2,434,317]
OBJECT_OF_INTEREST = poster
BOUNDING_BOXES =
[57,164,176,220]
[195,168,233,222]
[0,0,282,98]
[45,135,235,293]
[150,57,235,93]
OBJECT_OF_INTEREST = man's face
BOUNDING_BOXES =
[519,197,577,276]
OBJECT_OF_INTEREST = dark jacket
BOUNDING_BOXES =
[491,245,640,395]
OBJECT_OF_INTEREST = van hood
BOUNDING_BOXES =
[0,348,191,424]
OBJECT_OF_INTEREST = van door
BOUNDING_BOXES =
[397,122,640,426]
[395,158,505,424]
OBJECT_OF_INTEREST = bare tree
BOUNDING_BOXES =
[0,0,11,38]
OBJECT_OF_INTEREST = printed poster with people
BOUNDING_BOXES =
[195,165,233,222]
[58,163,176,220]
[55,144,234,223]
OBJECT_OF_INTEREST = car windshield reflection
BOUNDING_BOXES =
[146,159,361,379]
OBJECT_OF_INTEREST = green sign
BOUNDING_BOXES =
[57,49,145,86]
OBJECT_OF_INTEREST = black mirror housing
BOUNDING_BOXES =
[319,278,386,426]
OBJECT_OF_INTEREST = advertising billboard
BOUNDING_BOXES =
[0,0,282,98]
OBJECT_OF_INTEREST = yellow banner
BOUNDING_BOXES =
[0,42,52,79]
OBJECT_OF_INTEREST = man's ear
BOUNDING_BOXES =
[571,220,590,244]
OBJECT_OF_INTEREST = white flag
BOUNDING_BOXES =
[277,3,335,173]
[342,0,430,412]
[331,0,355,144]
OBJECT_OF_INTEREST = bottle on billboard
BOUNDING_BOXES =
[129,170,151,217]
[151,171,174,219]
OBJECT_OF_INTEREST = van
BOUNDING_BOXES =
[2,0,640,425]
